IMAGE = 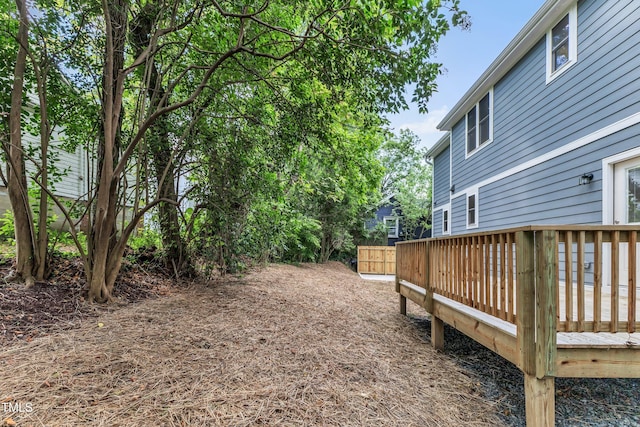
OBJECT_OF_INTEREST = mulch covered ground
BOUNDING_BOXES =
[1,260,639,426]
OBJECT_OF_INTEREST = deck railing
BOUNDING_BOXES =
[396,226,640,333]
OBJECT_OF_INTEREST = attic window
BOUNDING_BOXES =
[546,4,578,83]
[465,90,493,157]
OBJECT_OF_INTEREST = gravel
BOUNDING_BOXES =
[407,314,640,427]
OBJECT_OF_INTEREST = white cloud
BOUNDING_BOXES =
[391,105,450,149]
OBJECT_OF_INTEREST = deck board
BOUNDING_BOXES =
[557,332,640,348]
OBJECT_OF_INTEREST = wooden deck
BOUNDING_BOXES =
[395,226,640,427]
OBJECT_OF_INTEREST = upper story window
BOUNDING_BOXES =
[465,90,493,157]
[546,4,578,84]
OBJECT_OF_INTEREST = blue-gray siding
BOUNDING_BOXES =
[432,145,450,208]
[435,0,640,235]
[432,209,443,236]
[451,194,466,234]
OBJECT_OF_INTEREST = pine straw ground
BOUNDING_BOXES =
[1,262,502,427]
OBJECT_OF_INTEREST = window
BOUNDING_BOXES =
[465,90,493,156]
[384,216,399,238]
[467,192,478,229]
[546,4,577,83]
[466,106,476,153]
[442,208,450,235]
[551,15,570,71]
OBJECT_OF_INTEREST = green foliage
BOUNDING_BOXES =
[0,210,15,243]
[2,0,466,285]
[128,227,163,252]
[378,129,432,240]
[358,222,388,247]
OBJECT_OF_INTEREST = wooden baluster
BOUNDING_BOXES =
[594,231,602,332]
[629,231,637,333]
[467,236,473,306]
[500,233,507,320]
[479,235,485,312]
[485,235,491,314]
[491,234,498,317]
[455,238,461,302]
[555,232,560,331]
[507,232,515,323]
[471,235,477,308]
[447,240,452,299]
[611,231,619,332]
[564,231,574,331]
[577,231,585,332]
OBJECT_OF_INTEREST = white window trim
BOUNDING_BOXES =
[465,88,494,158]
[441,204,451,235]
[466,189,479,230]
[546,3,578,84]
[383,216,399,238]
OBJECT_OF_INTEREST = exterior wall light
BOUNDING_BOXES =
[579,173,593,185]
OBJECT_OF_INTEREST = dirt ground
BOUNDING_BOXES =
[1,261,502,426]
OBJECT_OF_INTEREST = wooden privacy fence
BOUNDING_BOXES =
[357,246,396,275]
[395,225,640,427]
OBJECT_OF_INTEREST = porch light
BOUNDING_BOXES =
[579,173,593,185]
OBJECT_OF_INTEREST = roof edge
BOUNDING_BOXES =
[437,0,575,131]
[426,132,451,158]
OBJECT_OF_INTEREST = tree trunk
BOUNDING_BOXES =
[131,7,188,274]
[150,118,187,274]
[6,0,37,287]
[35,71,50,281]
[88,0,128,302]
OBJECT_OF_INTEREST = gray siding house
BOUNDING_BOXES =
[428,0,640,239]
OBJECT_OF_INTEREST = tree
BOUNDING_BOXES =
[378,129,432,240]
[4,0,36,286]
[2,0,467,301]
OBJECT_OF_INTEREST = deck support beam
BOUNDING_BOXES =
[524,374,555,427]
[431,315,444,351]
[399,294,407,316]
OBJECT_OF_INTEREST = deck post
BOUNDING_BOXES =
[431,315,444,351]
[396,270,407,315]
[424,241,443,350]
[524,374,555,427]
[516,230,536,375]
[519,229,558,427]
[535,230,557,378]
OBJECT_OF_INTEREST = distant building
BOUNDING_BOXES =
[365,196,430,246]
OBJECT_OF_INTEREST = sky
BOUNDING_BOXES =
[386,1,547,149]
